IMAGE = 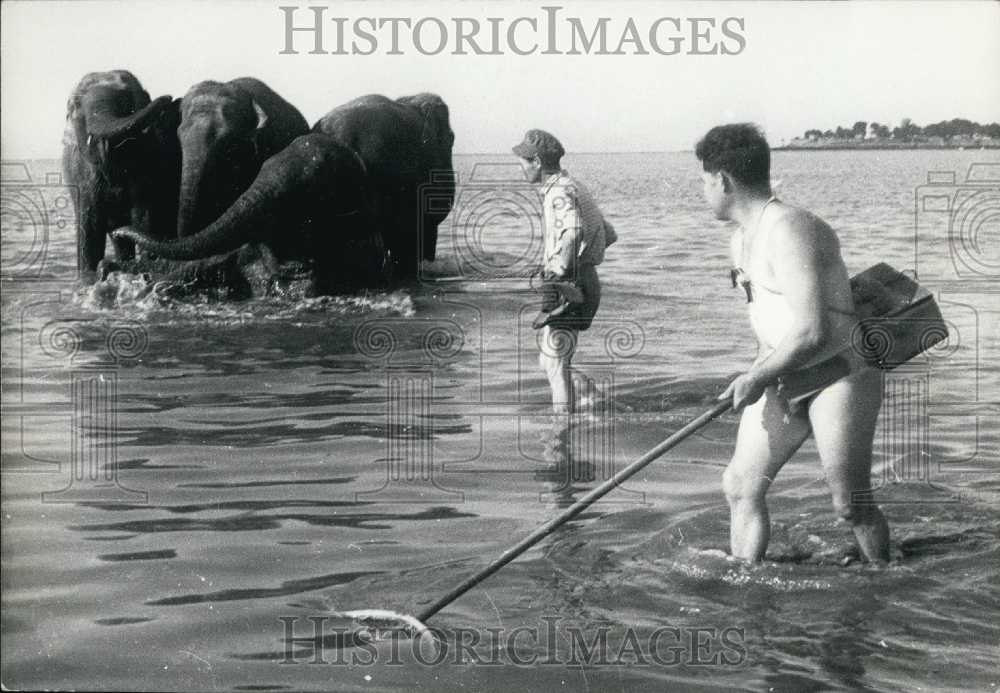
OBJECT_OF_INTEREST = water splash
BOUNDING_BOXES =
[70,271,416,323]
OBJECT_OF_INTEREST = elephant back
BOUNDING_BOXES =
[313,94,427,180]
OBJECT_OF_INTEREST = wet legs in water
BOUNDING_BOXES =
[539,326,578,414]
[722,370,889,563]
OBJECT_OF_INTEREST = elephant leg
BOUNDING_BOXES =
[397,186,429,276]
[392,210,420,277]
[372,191,409,278]
[119,197,163,262]
[77,187,107,276]
[112,235,137,262]
[96,258,119,281]
[134,176,178,243]
[371,225,392,285]
[422,217,439,262]
[376,210,403,277]
[113,206,142,262]
[237,243,282,296]
[311,216,390,296]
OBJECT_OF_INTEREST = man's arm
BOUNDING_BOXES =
[603,219,618,248]
[547,188,582,280]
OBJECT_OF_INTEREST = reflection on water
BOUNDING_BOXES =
[533,418,600,509]
[2,153,999,692]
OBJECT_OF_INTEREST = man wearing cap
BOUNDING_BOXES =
[513,129,618,413]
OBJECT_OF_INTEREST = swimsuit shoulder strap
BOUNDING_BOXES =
[745,196,780,289]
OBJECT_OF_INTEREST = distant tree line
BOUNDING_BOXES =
[802,118,1000,142]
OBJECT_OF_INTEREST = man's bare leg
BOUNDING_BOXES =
[539,326,577,414]
[723,387,812,561]
[808,368,890,563]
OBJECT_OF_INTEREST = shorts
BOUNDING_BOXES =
[540,265,601,332]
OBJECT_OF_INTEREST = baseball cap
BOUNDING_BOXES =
[512,129,565,164]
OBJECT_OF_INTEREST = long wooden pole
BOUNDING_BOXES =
[415,399,732,624]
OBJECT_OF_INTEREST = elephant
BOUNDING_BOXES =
[113,92,456,294]
[313,92,456,276]
[113,132,386,296]
[62,70,181,277]
[176,78,309,238]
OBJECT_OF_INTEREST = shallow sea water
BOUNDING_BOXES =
[2,151,998,691]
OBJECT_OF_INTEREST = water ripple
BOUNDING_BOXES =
[146,570,383,606]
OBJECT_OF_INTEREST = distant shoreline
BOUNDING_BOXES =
[775,142,1000,152]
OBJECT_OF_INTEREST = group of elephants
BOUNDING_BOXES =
[63,70,456,295]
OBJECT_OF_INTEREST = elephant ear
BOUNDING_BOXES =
[423,100,454,148]
[401,94,454,148]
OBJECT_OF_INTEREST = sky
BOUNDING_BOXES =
[1,0,998,159]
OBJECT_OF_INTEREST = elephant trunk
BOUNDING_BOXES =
[83,88,173,140]
[177,146,210,238]
[114,163,278,261]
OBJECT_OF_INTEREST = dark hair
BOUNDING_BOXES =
[512,129,565,167]
[695,123,771,189]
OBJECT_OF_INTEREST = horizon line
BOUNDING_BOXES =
[454,150,692,156]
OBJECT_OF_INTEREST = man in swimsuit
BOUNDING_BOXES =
[696,123,890,563]
[513,129,617,413]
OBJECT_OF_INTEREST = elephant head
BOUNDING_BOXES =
[395,93,456,262]
[176,78,310,239]
[66,72,173,148]
[176,81,269,238]
[396,93,456,160]
[63,70,177,274]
